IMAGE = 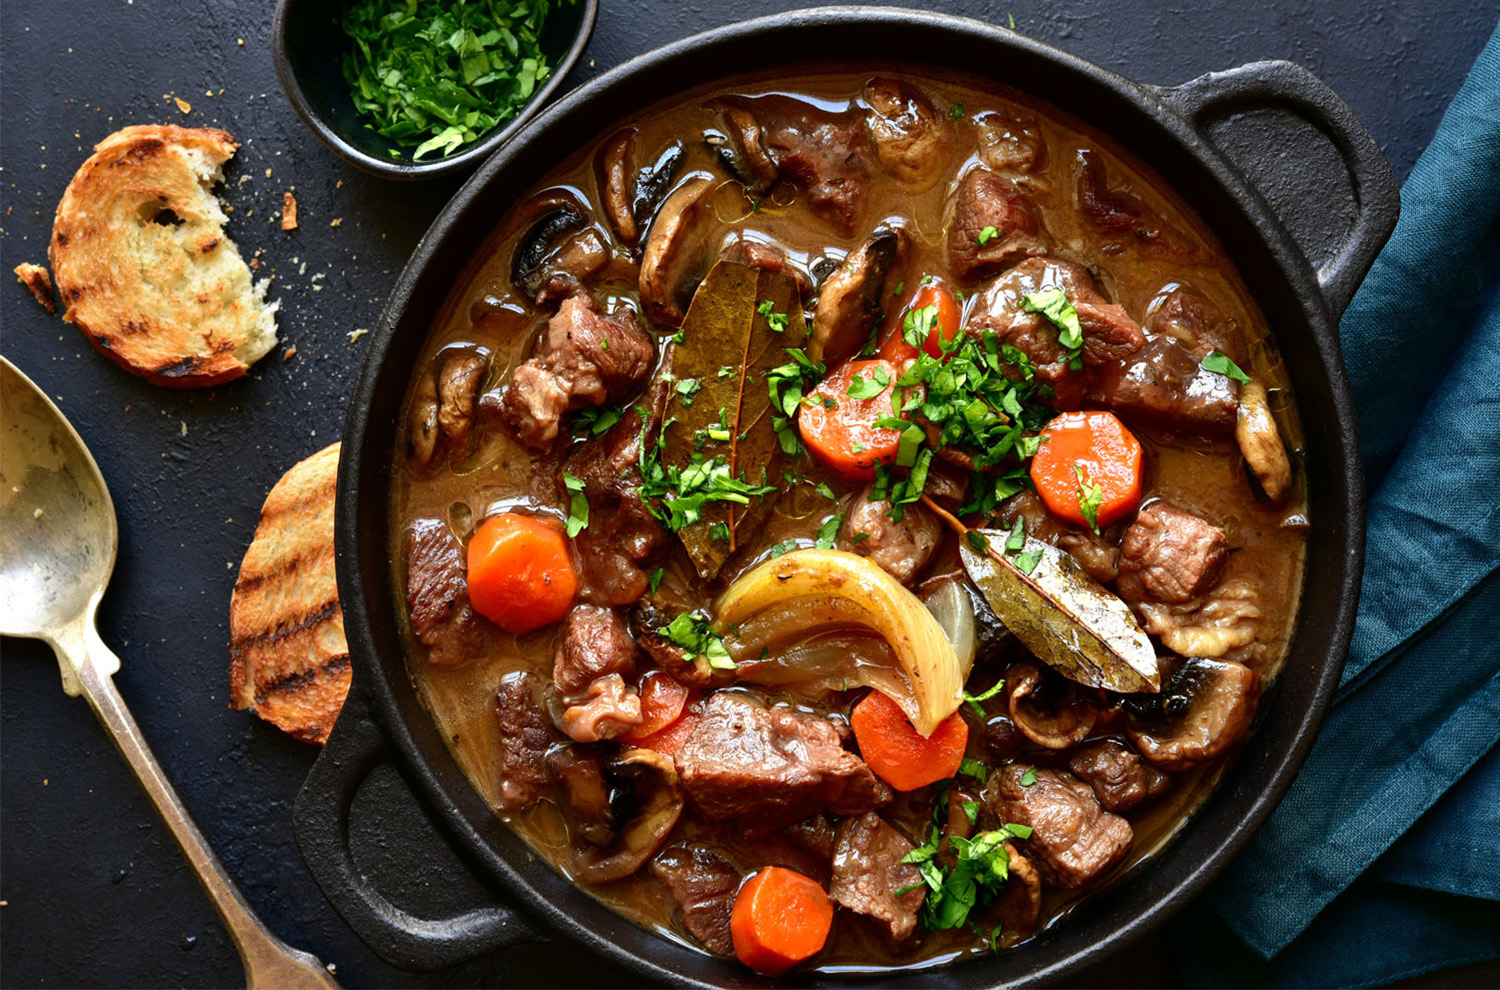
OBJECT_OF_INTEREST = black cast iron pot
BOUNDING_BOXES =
[297,7,1398,985]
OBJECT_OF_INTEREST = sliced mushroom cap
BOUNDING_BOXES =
[1126,656,1260,770]
[639,173,720,327]
[712,106,778,194]
[406,364,440,468]
[1008,658,1099,749]
[547,745,617,848]
[571,747,685,883]
[1236,380,1293,504]
[991,842,1042,948]
[511,192,591,301]
[863,77,950,191]
[633,142,686,237]
[598,128,639,247]
[809,227,903,366]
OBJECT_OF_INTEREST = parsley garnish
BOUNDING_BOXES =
[340,0,562,160]
[815,512,844,550]
[1004,517,1027,551]
[768,539,799,558]
[570,405,621,437]
[675,378,703,406]
[662,613,735,670]
[962,680,1007,716]
[958,757,989,782]
[1202,350,1252,384]
[708,521,730,543]
[766,348,825,456]
[756,299,790,334]
[1019,768,1038,787]
[950,102,966,119]
[847,367,892,400]
[901,790,1035,932]
[561,471,589,537]
[976,225,999,247]
[1021,287,1084,370]
[1074,464,1104,535]
[647,567,665,596]
[1012,549,1043,574]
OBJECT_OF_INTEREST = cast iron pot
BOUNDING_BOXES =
[296,7,1398,984]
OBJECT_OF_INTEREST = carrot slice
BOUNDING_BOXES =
[851,689,969,791]
[625,671,691,741]
[798,357,908,480]
[879,279,962,360]
[465,513,577,635]
[1029,410,1144,530]
[730,866,834,975]
[632,701,701,757]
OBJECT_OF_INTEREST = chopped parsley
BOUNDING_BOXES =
[815,512,844,550]
[662,613,736,670]
[950,102,966,119]
[1004,517,1027,551]
[901,789,1035,932]
[767,539,799,558]
[637,447,777,533]
[958,756,989,782]
[967,530,991,554]
[962,680,1007,716]
[756,299,790,334]
[708,521,731,543]
[976,225,999,247]
[1202,350,1252,384]
[674,377,703,406]
[1074,464,1104,535]
[846,367,892,399]
[1021,287,1084,370]
[1012,549,1043,574]
[1019,767,1038,787]
[340,0,563,160]
[561,471,589,537]
[570,405,621,437]
[814,480,838,501]
[766,348,826,456]
[647,567,665,595]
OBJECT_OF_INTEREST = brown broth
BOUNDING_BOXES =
[390,65,1307,972]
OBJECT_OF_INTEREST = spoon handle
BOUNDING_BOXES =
[62,617,340,990]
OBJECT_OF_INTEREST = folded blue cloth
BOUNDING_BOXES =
[1171,22,1500,987]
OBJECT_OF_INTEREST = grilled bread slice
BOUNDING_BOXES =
[229,443,348,744]
[50,124,277,387]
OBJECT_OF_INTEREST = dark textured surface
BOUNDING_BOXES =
[0,1,1495,987]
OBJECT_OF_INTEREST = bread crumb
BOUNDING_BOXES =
[237,38,244,45]
[329,217,342,228]
[13,262,55,313]
[265,167,272,178]
[181,421,188,436]
[33,507,44,519]
[174,97,192,114]
[283,344,298,361]
[348,328,369,342]
[281,191,298,231]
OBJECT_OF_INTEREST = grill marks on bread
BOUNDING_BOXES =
[49,124,278,387]
[229,443,349,744]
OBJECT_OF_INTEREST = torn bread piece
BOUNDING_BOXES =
[13,263,55,312]
[49,125,278,387]
[229,443,348,744]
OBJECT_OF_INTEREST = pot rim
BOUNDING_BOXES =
[330,6,1366,984]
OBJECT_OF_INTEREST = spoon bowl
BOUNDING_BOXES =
[0,355,338,989]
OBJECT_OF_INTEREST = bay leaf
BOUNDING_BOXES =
[661,260,807,579]
[959,530,1160,693]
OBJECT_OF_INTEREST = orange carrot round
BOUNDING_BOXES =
[798,358,908,480]
[1029,410,1144,530]
[730,866,834,975]
[625,671,691,741]
[465,513,577,634]
[851,689,969,791]
[631,702,701,758]
[879,279,962,361]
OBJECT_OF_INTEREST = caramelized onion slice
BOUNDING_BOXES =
[715,549,965,736]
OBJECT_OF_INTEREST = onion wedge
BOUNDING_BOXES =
[714,549,964,736]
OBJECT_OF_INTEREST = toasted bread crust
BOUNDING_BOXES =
[50,124,277,388]
[229,443,349,744]
[14,263,56,312]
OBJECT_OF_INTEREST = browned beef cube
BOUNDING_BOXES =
[986,764,1132,888]
[650,844,740,957]
[830,812,927,944]
[1117,501,1229,604]
[1091,336,1239,436]
[1067,739,1171,813]
[674,694,890,834]
[404,518,486,670]
[493,673,552,813]
[552,604,640,698]
[946,169,1048,281]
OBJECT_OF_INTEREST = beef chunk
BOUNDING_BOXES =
[1067,739,1171,813]
[494,673,551,813]
[720,233,812,298]
[1117,501,1229,604]
[965,258,1144,409]
[547,746,616,846]
[786,814,839,861]
[404,518,486,670]
[559,673,643,743]
[650,844,740,957]
[1147,285,1246,362]
[830,812,926,944]
[987,764,1132,888]
[565,375,670,606]
[1091,336,1239,437]
[674,694,889,834]
[946,169,1048,282]
[553,604,641,697]
[999,490,1119,584]
[1075,148,1208,263]
[499,294,654,449]
[974,108,1047,174]
[862,77,950,190]
[719,96,875,236]
[838,486,940,585]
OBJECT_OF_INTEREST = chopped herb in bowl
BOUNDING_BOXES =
[341,0,567,160]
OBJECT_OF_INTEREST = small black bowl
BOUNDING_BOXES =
[272,0,597,181]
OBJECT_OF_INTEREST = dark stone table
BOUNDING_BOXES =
[2,1,1495,986]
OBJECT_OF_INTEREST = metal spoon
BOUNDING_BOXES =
[0,356,339,989]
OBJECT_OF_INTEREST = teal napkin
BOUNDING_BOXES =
[1170,21,1500,986]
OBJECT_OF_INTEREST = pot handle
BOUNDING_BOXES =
[1159,60,1400,317]
[292,698,540,971]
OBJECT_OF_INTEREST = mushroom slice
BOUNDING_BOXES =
[598,128,639,247]
[638,173,720,327]
[1126,656,1260,771]
[863,77,950,191]
[713,106,778,194]
[1236,380,1293,504]
[991,842,1042,947]
[406,365,440,468]
[1007,659,1098,749]
[633,142,686,237]
[571,748,685,883]
[810,227,902,366]
[511,191,592,301]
